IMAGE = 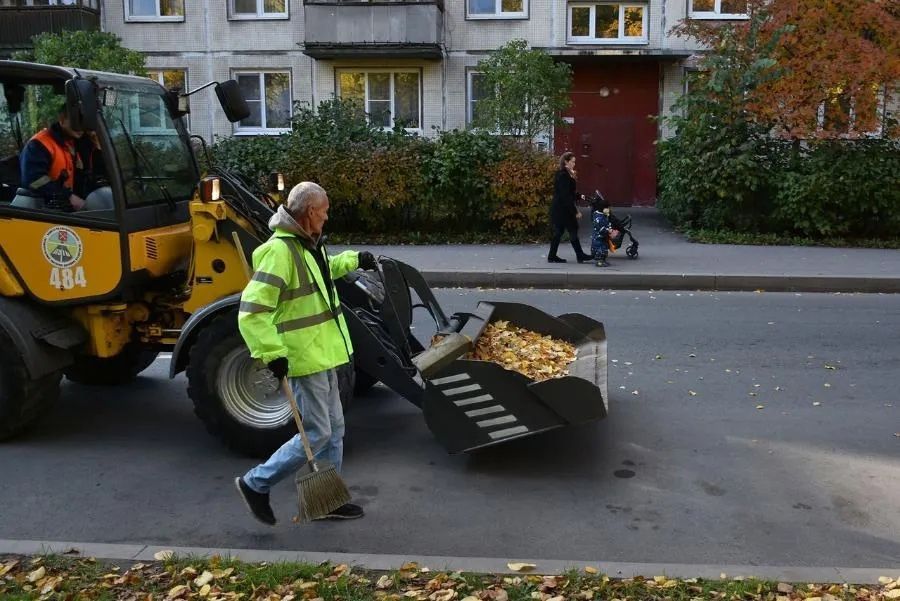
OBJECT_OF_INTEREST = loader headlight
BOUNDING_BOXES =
[269,172,285,192]
[200,176,221,202]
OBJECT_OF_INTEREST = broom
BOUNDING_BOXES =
[280,377,350,523]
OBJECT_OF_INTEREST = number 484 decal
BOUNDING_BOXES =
[50,266,87,290]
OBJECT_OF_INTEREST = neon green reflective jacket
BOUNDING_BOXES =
[238,213,359,377]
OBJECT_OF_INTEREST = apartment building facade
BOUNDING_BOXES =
[100,0,745,205]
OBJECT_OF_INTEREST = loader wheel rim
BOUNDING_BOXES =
[217,348,290,429]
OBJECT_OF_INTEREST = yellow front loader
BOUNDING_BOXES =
[0,60,344,456]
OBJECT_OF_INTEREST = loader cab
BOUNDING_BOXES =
[0,61,244,307]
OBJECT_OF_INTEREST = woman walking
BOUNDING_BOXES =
[548,152,591,263]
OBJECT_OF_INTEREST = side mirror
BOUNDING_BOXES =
[214,80,250,123]
[65,78,99,131]
[3,84,25,115]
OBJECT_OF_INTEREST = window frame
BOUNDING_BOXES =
[123,0,185,22]
[228,0,288,20]
[335,68,423,133]
[688,0,748,20]
[567,2,649,45]
[466,0,528,20]
[232,70,294,135]
[816,86,888,139]
[465,70,500,133]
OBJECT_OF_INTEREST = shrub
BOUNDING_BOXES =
[773,139,900,238]
[490,141,557,234]
[209,99,557,237]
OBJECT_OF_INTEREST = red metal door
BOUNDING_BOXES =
[555,61,660,206]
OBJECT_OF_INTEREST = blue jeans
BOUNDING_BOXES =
[243,368,345,494]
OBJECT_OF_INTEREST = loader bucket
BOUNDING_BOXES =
[420,301,608,454]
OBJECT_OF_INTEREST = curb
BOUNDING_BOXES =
[420,270,900,293]
[0,539,897,585]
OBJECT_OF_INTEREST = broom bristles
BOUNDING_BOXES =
[295,463,351,523]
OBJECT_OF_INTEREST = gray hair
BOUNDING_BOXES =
[285,181,327,215]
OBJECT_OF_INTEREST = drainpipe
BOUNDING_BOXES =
[204,0,214,142]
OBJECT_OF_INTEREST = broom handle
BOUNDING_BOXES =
[281,377,317,466]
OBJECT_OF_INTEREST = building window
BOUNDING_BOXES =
[140,69,188,130]
[688,0,747,19]
[9,1,97,6]
[467,0,527,19]
[817,86,886,138]
[125,0,184,21]
[466,71,494,126]
[568,3,647,44]
[337,70,421,131]
[229,0,287,19]
[234,71,292,134]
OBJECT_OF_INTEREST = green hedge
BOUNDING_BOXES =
[659,136,900,239]
[211,99,554,236]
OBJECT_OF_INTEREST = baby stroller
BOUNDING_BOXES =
[587,190,639,259]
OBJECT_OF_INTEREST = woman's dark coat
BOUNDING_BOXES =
[550,168,579,227]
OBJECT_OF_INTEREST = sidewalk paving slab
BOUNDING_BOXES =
[341,208,900,292]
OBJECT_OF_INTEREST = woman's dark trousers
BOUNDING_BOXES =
[549,220,587,260]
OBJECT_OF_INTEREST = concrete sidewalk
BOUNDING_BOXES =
[348,208,900,292]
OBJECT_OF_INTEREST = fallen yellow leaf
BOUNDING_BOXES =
[879,577,895,585]
[429,590,457,601]
[27,566,46,582]
[0,561,19,577]
[199,583,212,597]
[507,563,537,572]
[154,550,174,561]
[195,571,214,587]
[584,566,598,574]
[884,590,900,599]
[377,575,394,589]
[167,584,189,599]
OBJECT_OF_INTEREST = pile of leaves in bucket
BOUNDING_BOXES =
[468,320,577,381]
[4,554,899,601]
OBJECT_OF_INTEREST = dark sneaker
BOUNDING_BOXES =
[577,254,593,264]
[315,502,365,520]
[596,259,610,267]
[547,256,567,264]
[235,477,276,526]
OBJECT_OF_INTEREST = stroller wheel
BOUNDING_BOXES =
[626,245,638,259]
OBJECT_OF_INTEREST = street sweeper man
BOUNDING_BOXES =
[234,181,378,525]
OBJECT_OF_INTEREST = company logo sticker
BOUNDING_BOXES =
[42,226,83,268]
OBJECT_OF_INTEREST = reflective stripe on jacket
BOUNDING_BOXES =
[238,228,360,377]
[28,128,77,191]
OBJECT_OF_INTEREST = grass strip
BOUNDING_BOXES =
[2,554,898,601]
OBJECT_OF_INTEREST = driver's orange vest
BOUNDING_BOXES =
[31,128,76,190]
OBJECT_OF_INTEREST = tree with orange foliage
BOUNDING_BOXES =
[675,0,900,139]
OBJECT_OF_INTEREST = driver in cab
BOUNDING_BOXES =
[11,104,110,212]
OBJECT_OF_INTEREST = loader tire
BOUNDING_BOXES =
[0,330,62,440]
[186,312,355,458]
[64,345,159,385]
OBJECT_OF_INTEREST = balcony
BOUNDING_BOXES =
[0,1,100,55]
[302,0,443,60]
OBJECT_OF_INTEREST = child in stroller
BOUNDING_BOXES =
[589,191,639,267]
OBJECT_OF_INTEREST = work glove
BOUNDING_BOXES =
[267,357,289,381]
[358,251,378,271]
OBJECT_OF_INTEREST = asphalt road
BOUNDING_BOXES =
[1,289,898,568]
